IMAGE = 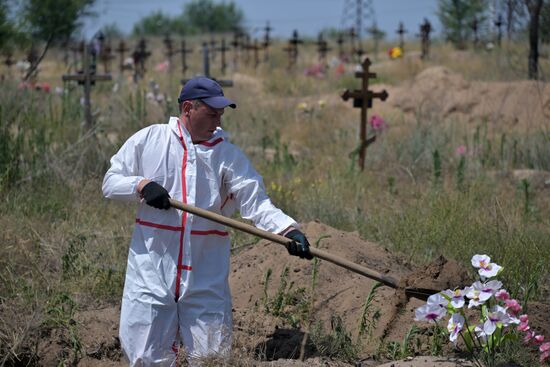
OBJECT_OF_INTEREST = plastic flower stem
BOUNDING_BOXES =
[461,310,484,352]
[459,332,483,367]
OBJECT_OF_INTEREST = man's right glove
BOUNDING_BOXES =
[141,181,171,210]
[284,229,313,260]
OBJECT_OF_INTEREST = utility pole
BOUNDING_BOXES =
[340,0,376,40]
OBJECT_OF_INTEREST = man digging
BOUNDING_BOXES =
[102,76,313,365]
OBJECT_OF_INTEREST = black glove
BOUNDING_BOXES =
[284,229,313,260]
[141,181,171,210]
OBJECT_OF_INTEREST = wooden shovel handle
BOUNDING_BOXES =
[169,198,399,289]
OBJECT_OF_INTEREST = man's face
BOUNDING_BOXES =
[182,101,225,143]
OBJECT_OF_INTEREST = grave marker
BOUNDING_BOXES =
[420,18,432,60]
[62,44,112,129]
[341,58,388,170]
[178,39,193,76]
[115,40,130,73]
[396,21,407,52]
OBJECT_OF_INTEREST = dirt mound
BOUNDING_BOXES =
[389,66,550,126]
[229,221,471,359]
[27,221,550,365]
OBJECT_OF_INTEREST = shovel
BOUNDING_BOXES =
[169,198,439,301]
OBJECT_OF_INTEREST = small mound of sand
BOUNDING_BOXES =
[230,221,472,358]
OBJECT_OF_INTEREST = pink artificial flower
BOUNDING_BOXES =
[541,350,550,363]
[519,314,529,323]
[535,335,545,344]
[541,342,550,353]
[455,145,467,156]
[39,82,51,93]
[518,322,530,332]
[154,60,170,72]
[369,114,388,132]
[495,289,510,301]
[524,330,535,343]
[505,299,522,315]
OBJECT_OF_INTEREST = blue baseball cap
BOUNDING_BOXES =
[178,76,236,109]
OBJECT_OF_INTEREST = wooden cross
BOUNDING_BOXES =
[316,33,331,63]
[99,39,114,74]
[494,14,503,47]
[4,51,14,70]
[133,38,151,80]
[283,30,303,69]
[115,40,130,73]
[231,31,241,69]
[62,45,112,130]
[209,36,217,61]
[336,32,346,61]
[341,58,388,171]
[367,23,383,61]
[396,21,407,52]
[263,21,272,62]
[242,34,251,66]
[419,18,432,60]
[471,17,479,47]
[177,39,193,76]
[163,34,175,67]
[246,39,261,69]
[217,38,230,75]
[348,27,358,60]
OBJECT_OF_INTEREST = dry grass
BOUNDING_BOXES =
[0,38,549,365]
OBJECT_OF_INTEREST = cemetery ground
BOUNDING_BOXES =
[1,38,550,366]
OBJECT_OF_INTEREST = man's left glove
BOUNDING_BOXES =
[284,229,313,260]
[141,181,171,210]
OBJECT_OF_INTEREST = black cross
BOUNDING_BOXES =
[396,21,407,52]
[115,40,130,73]
[62,44,112,129]
[263,21,272,62]
[177,39,193,76]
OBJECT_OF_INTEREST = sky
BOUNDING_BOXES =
[81,0,440,41]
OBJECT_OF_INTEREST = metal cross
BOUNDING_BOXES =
[341,58,388,171]
[181,43,233,87]
[62,44,112,130]
[336,32,346,61]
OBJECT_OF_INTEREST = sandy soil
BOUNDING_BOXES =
[32,221,548,366]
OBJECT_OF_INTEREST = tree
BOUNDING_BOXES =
[0,0,16,52]
[132,10,189,37]
[20,0,95,80]
[501,0,527,39]
[540,1,550,43]
[524,0,544,79]
[437,0,488,48]
[182,0,244,33]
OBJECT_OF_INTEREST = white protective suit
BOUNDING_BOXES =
[102,117,297,365]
